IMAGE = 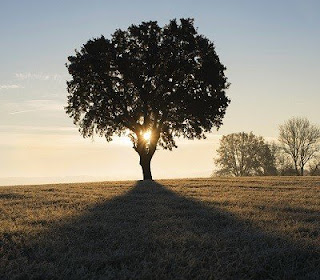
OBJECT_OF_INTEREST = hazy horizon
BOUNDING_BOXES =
[1,0,319,184]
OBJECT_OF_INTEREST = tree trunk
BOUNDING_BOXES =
[294,162,300,176]
[300,166,304,176]
[140,154,153,180]
[135,129,160,181]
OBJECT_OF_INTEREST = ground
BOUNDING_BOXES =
[0,177,319,279]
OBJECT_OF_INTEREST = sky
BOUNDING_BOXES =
[1,0,319,185]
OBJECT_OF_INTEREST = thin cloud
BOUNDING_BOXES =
[15,72,66,82]
[0,125,77,133]
[7,99,64,115]
[9,109,43,115]
[0,84,24,90]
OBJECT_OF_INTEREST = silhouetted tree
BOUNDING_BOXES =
[279,117,320,176]
[215,132,277,176]
[66,19,230,180]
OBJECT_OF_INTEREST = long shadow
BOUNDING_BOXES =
[2,181,319,279]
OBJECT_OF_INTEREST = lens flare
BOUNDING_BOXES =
[143,131,152,141]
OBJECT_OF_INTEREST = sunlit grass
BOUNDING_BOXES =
[0,177,319,279]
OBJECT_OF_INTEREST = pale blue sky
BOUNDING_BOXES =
[1,0,319,184]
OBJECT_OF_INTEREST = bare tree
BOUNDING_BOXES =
[279,117,320,176]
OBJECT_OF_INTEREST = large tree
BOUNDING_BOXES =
[66,19,230,180]
[279,117,320,176]
[215,132,277,176]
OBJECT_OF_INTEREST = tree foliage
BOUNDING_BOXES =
[215,132,277,176]
[308,159,320,176]
[271,143,297,176]
[65,18,230,179]
[279,117,320,176]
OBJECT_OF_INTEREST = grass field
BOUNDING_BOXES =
[0,177,319,279]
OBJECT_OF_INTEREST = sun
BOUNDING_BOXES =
[143,130,152,141]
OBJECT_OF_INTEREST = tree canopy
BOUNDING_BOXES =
[215,132,277,176]
[66,18,230,179]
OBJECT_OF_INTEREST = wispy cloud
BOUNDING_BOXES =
[0,84,24,90]
[15,72,66,82]
[0,125,76,133]
[6,99,64,115]
[9,109,45,115]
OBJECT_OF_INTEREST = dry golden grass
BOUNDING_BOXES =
[0,177,319,279]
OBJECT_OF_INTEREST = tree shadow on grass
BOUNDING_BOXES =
[2,181,319,279]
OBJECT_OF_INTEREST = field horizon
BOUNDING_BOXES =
[1,177,319,279]
[2,175,320,188]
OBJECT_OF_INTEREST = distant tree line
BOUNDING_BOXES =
[214,117,320,176]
